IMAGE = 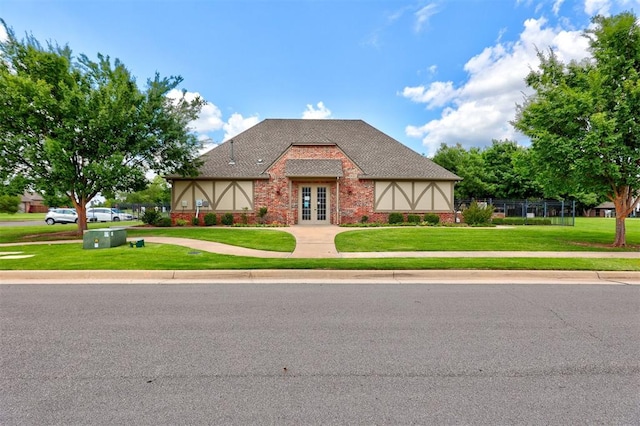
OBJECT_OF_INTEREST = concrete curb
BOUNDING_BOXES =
[2,269,639,285]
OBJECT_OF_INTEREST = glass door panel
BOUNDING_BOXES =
[301,186,311,221]
[299,185,330,224]
[316,187,326,221]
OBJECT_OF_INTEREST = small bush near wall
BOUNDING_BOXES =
[360,215,369,223]
[258,207,268,224]
[407,214,421,224]
[192,216,200,226]
[176,218,188,226]
[388,212,404,224]
[204,213,217,226]
[424,213,440,225]
[221,213,234,226]
[141,210,161,225]
[462,201,494,226]
[157,217,172,227]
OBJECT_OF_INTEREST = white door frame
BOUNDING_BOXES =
[298,184,330,224]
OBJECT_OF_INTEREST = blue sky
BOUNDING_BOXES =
[1,0,638,156]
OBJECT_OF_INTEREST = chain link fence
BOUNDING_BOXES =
[108,203,171,220]
[456,199,576,226]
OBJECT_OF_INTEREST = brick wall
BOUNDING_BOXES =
[255,145,365,225]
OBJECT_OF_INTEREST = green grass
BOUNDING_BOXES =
[0,212,46,221]
[335,218,640,252]
[127,227,296,252]
[0,221,140,243]
[1,242,638,271]
[0,224,295,251]
[1,217,639,271]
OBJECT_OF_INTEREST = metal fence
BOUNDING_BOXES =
[456,199,576,226]
[94,203,171,219]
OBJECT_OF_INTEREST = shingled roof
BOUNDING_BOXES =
[187,119,460,180]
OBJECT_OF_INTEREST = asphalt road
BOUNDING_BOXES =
[0,220,50,227]
[1,284,639,425]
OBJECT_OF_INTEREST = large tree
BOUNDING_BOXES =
[513,12,640,246]
[432,143,494,199]
[482,139,543,199]
[0,22,204,232]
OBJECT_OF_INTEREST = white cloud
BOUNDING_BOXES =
[167,89,224,134]
[402,17,590,156]
[584,0,611,15]
[0,25,7,43]
[222,113,259,141]
[414,3,440,32]
[167,89,258,144]
[302,101,332,119]
[401,81,458,109]
[192,102,224,133]
[552,0,565,15]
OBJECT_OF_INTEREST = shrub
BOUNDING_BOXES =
[360,215,369,223]
[493,217,553,226]
[156,217,172,227]
[0,195,20,214]
[258,207,268,224]
[204,212,217,226]
[175,218,188,227]
[241,207,249,225]
[462,201,494,226]
[388,212,404,224]
[221,213,234,226]
[192,215,200,226]
[424,213,440,225]
[141,209,161,225]
[407,214,421,224]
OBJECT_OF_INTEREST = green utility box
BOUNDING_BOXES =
[83,228,127,250]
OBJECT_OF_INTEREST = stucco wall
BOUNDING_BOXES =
[172,180,253,212]
[374,181,454,212]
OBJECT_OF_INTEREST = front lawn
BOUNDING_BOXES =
[335,218,640,252]
[1,217,638,271]
[1,242,638,271]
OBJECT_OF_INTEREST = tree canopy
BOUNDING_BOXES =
[513,12,640,246]
[0,21,205,231]
[431,140,545,201]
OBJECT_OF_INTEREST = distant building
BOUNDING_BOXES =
[20,192,46,213]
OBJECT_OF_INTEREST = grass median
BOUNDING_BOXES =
[0,217,638,271]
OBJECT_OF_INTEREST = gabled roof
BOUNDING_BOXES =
[285,159,344,178]
[184,119,460,181]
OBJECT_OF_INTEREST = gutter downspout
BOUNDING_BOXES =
[288,180,292,225]
[336,177,340,225]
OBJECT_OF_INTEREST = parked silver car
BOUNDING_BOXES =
[45,208,78,225]
[111,208,133,220]
[86,208,132,222]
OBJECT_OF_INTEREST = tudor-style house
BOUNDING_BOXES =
[167,119,460,225]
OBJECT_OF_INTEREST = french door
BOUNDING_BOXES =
[299,185,330,224]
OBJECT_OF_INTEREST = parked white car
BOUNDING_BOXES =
[45,208,78,225]
[111,208,133,220]
[86,208,132,222]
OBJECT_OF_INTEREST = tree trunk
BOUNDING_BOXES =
[611,186,639,247]
[613,212,626,247]
[71,197,89,235]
